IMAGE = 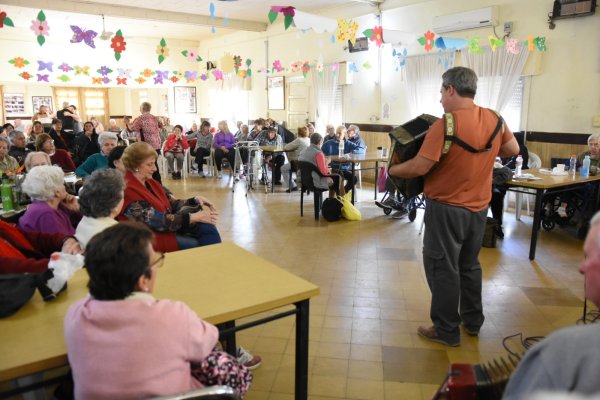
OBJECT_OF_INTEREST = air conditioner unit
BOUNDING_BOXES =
[432,6,498,34]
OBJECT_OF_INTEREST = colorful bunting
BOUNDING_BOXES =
[31,10,49,46]
[111,30,126,61]
[488,35,505,51]
[533,36,546,51]
[467,37,483,54]
[268,6,295,30]
[0,11,15,28]
[9,57,29,68]
[156,38,169,64]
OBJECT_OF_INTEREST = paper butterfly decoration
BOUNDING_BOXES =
[488,35,505,51]
[37,60,53,72]
[392,48,408,71]
[533,37,546,51]
[336,18,359,45]
[117,68,132,78]
[272,60,283,73]
[505,38,520,55]
[526,35,535,52]
[212,69,223,81]
[92,77,102,85]
[117,77,127,85]
[155,70,169,80]
[348,62,358,73]
[185,71,198,82]
[74,65,90,76]
[37,74,49,82]
[467,37,483,54]
[70,26,97,48]
[9,57,29,68]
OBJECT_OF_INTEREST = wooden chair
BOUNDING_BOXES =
[297,161,333,220]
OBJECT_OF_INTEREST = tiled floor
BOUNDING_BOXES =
[168,173,586,400]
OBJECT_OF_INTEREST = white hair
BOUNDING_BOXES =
[98,132,118,146]
[588,133,600,145]
[21,165,65,201]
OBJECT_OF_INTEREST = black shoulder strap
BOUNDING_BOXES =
[442,110,504,154]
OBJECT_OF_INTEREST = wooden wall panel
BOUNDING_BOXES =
[526,142,587,167]
[360,131,392,183]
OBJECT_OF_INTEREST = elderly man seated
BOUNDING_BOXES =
[503,211,600,398]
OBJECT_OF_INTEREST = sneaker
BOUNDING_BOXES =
[462,325,480,336]
[417,326,460,347]
[198,170,204,178]
[286,187,299,193]
[217,171,222,178]
[375,197,397,210]
[237,346,262,370]
[392,209,408,219]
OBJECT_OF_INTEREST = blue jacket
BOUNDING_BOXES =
[348,135,367,154]
[76,152,108,177]
[321,139,359,171]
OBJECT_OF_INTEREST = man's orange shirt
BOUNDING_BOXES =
[418,106,514,212]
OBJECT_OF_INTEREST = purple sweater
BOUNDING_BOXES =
[213,131,235,150]
[18,201,77,236]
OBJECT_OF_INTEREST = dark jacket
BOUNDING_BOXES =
[74,132,100,166]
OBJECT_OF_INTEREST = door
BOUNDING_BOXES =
[287,77,309,131]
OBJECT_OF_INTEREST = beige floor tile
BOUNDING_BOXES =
[348,360,384,380]
[346,378,385,399]
[383,382,422,400]
[312,357,349,378]
[309,375,347,398]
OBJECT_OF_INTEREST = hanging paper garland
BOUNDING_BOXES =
[156,38,169,64]
[268,6,295,30]
[37,74,49,82]
[181,50,202,62]
[272,60,283,73]
[97,66,113,76]
[337,18,359,45]
[0,11,15,28]
[233,55,242,74]
[57,74,71,82]
[19,71,32,80]
[488,35,505,51]
[59,62,73,72]
[74,66,90,76]
[363,26,383,47]
[9,57,29,68]
[37,60,53,72]
[111,30,126,61]
[31,10,49,46]
[135,77,146,84]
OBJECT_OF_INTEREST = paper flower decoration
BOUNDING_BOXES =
[185,71,198,82]
[117,77,127,85]
[170,76,179,83]
[74,65,90,76]
[332,63,339,74]
[141,69,154,78]
[348,62,358,73]
[59,62,73,72]
[272,60,283,73]
[70,26,97,48]
[268,6,295,30]
[37,60,53,72]
[233,55,242,74]
[19,71,32,80]
[92,77,102,85]
[156,38,169,64]
[392,48,408,71]
[31,10,49,46]
[488,35,505,51]
[316,63,324,77]
[57,74,70,82]
[97,66,112,76]
[363,61,372,70]
[181,50,202,62]
[37,74,49,82]
[102,76,110,84]
[9,57,29,68]
[0,11,15,28]
[135,77,146,84]
[337,18,359,45]
[301,61,310,78]
[417,30,435,51]
[364,26,383,47]
[534,36,546,51]
[467,37,483,54]
[200,74,208,81]
[244,58,252,78]
[117,68,132,78]
[505,38,520,55]
[238,70,246,78]
[212,69,223,80]
[111,30,126,61]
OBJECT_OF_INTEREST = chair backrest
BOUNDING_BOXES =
[297,161,323,192]
[147,386,240,400]
[528,152,542,169]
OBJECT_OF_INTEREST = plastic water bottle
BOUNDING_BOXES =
[338,139,345,157]
[1,175,14,212]
[569,154,577,177]
[515,155,523,176]
[581,155,591,178]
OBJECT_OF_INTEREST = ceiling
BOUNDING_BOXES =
[0,0,387,42]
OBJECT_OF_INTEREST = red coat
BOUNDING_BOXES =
[0,221,66,274]
[118,171,179,252]
[163,134,189,153]
[50,149,76,172]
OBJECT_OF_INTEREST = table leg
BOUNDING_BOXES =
[374,161,379,200]
[295,299,310,400]
[351,163,356,204]
[529,188,545,260]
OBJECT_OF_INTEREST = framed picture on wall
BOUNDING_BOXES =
[32,96,54,113]
[174,87,197,113]
[268,76,285,110]
[3,93,26,116]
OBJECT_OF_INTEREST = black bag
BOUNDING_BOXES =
[0,270,53,318]
[481,217,498,248]
[321,197,343,222]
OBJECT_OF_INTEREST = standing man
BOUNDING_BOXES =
[131,102,163,182]
[56,102,75,133]
[389,67,518,346]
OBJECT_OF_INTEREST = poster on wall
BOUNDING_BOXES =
[174,87,197,113]
[32,96,54,113]
[268,76,285,110]
[4,93,26,116]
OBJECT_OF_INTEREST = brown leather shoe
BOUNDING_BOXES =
[417,326,460,347]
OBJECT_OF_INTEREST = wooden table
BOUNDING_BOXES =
[506,169,600,260]
[0,243,320,400]
[329,152,388,204]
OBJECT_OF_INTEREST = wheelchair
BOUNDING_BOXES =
[377,189,424,222]
[540,187,590,233]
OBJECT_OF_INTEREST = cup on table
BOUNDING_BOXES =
[382,147,388,158]
[556,164,566,173]
[377,146,383,158]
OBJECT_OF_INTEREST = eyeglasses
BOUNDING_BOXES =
[150,252,165,269]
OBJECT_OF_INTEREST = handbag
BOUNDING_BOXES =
[338,193,362,221]
[378,166,388,193]
[321,197,343,222]
[0,269,53,318]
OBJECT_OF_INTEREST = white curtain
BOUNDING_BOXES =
[403,53,453,118]
[312,64,340,134]
[208,75,249,128]
[462,44,529,113]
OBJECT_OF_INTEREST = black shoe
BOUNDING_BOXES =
[176,171,182,179]
[274,181,282,186]
[495,225,504,239]
[171,172,177,179]
[285,187,299,193]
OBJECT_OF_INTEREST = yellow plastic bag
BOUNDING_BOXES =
[337,193,362,221]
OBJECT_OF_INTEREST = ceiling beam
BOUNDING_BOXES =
[1,0,268,32]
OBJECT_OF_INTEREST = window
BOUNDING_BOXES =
[54,88,79,111]
[501,77,524,133]
[83,89,106,119]
[53,87,109,127]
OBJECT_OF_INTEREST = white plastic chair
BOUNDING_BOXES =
[161,142,190,179]
[512,152,542,220]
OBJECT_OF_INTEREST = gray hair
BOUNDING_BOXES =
[9,130,22,143]
[310,132,323,145]
[0,136,9,148]
[24,152,51,172]
[442,67,478,99]
[588,133,600,145]
[98,132,119,146]
[347,124,360,135]
[79,169,125,218]
[140,102,152,112]
[21,165,64,201]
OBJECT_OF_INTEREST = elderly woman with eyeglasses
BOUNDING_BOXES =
[0,136,19,175]
[75,132,119,178]
[35,133,76,172]
[18,165,81,235]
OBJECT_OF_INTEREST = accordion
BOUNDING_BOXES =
[387,114,439,199]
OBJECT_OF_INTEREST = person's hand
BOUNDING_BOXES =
[389,151,400,166]
[62,237,83,255]
[196,195,217,212]
[190,209,219,225]
[62,194,80,212]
